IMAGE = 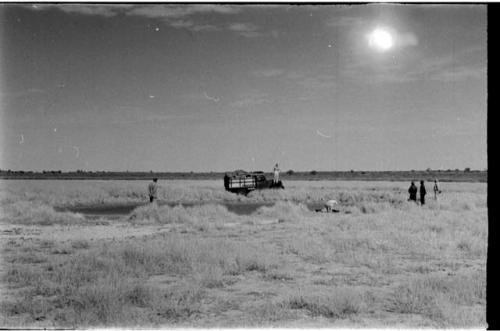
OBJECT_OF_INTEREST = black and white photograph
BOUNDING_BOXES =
[0,2,487,328]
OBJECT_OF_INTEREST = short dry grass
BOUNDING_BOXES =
[0,179,486,328]
[1,234,279,327]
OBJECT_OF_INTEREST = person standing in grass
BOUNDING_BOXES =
[224,173,230,190]
[433,179,441,200]
[408,181,417,202]
[419,180,427,205]
[273,163,280,184]
[148,178,158,203]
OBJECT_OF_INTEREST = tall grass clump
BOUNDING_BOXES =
[127,203,239,231]
[158,185,238,202]
[1,180,150,207]
[286,235,331,264]
[283,288,363,319]
[54,276,155,326]
[355,201,393,214]
[247,301,298,325]
[255,201,309,222]
[183,203,240,231]
[0,200,85,225]
[127,204,193,224]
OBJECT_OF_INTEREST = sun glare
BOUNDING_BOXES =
[368,28,394,52]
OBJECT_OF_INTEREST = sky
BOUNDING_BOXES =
[0,4,487,172]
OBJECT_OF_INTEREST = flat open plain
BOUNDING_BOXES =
[0,180,487,328]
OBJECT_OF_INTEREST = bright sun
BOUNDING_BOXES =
[368,28,394,51]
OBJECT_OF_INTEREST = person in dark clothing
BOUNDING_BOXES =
[148,178,158,203]
[419,180,426,205]
[408,181,417,202]
[224,173,230,190]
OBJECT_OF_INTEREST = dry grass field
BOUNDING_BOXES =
[0,180,487,328]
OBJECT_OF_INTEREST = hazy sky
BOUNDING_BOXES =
[0,4,486,172]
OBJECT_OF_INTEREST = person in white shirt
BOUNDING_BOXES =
[433,179,441,200]
[273,163,280,184]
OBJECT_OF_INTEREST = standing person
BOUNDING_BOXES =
[408,181,417,202]
[273,163,280,184]
[433,179,440,200]
[419,180,426,205]
[148,178,158,203]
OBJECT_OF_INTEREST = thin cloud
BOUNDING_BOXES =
[126,5,240,19]
[190,24,220,32]
[27,4,272,37]
[228,23,258,32]
[282,70,338,92]
[296,74,338,91]
[107,106,200,125]
[27,4,239,33]
[342,42,484,84]
[326,16,367,28]
[235,4,284,10]
[0,87,45,99]
[58,4,130,17]
[169,20,220,32]
[26,4,277,37]
[408,47,485,83]
[169,20,194,28]
[327,16,418,49]
[251,68,285,78]
[29,4,132,16]
[427,63,485,83]
[228,23,261,38]
[229,92,272,108]
[30,4,240,19]
[397,32,418,47]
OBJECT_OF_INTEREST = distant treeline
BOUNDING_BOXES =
[0,169,487,182]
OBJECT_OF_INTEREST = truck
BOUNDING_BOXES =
[224,170,284,195]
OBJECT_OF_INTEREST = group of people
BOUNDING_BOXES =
[148,171,442,207]
[408,179,441,205]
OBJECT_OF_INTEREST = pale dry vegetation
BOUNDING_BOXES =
[0,179,487,328]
